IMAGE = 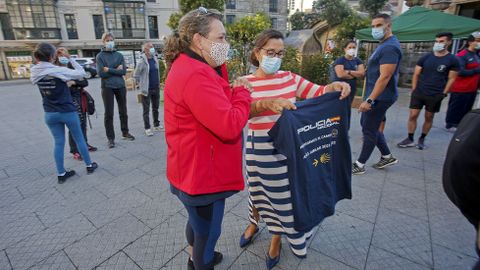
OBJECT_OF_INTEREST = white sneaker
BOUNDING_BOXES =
[145,129,154,136]
[153,124,164,132]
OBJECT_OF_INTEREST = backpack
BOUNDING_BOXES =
[81,89,95,115]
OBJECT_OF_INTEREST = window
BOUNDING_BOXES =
[269,0,278,12]
[226,0,236,9]
[64,14,78,39]
[148,16,159,39]
[270,18,278,29]
[92,15,105,40]
[0,13,15,40]
[104,1,146,39]
[226,14,235,25]
[147,0,156,2]
[5,0,61,39]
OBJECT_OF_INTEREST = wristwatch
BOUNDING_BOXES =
[366,98,375,105]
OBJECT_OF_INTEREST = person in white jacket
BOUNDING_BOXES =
[31,42,98,184]
[133,42,164,136]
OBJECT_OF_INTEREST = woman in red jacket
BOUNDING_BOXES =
[163,7,252,270]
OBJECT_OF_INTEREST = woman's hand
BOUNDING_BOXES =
[232,77,253,93]
[66,80,76,87]
[324,81,351,100]
[260,98,297,114]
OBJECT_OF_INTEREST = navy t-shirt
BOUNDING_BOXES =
[37,76,76,113]
[416,53,460,96]
[148,57,159,90]
[365,35,402,102]
[333,56,364,97]
[268,92,352,232]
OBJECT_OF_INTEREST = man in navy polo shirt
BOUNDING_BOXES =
[353,13,402,175]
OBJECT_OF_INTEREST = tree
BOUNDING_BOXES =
[359,0,389,17]
[289,11,323,30]
[281,47,301,74]
[168,0,225,30]
[313,0,352,26]
[226,13,271,77]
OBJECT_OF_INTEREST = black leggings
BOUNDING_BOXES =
[183,199,225,270]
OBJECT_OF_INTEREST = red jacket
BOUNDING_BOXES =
[451,49,480,93]
[164,54,251,195]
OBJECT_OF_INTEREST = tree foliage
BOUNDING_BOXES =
[281,47,301,75]
[313,0,352,26]
[289,11,323,30]
[359,0,389,17]
[226,13,271,78]
[167,0,225,30]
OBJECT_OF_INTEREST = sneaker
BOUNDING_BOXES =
[352,162,366,175]
[372,156,399,169]
[122,133,135,141]
[416,138,426,150]
[397,138,415,148]
[86,162,98,174]
[87,144,97,152]
[445,127,457,133]
[58,170,75,184]
[153,124,164,132]
[145,129,154,136]
[108,139,115,149]
[72,152,82,161]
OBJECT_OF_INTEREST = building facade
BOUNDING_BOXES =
[224,0,289,33]
[0,0,178,80]
[0,0,289,80]
[423,0,480,19]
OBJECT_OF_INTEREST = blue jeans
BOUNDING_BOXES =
[44,111,92,174]
[358,100,394,164]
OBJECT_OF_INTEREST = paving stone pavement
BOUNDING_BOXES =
[0,78,478,270]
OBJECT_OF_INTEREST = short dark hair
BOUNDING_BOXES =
[33,42,56,62]
[343,40,356,49]
[436,32,453,40]
[372,13,391,22]
[250,29,284,67]
[466,34,475,46]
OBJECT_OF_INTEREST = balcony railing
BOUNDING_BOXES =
[109,28,146,39]
[13,28,61,40]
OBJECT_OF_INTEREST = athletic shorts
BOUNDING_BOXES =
[410,90,445,113]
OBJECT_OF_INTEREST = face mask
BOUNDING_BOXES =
[149,47,156,55]
[476,43,480,50]
[204,39,230,67]
[433,42,446,52]
[260,56,282,74]
[346,49,356,57]
[372,27,385,40]
[106,41,115,50]
[58,56,69,65]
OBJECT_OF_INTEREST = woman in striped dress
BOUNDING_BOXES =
[239,30,350,269]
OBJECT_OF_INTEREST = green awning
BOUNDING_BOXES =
[355,6,480,42]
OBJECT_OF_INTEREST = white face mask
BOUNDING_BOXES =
[346,49,356,57]
[203,37,230,67]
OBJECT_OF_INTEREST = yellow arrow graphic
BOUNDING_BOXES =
[313,159,319,167]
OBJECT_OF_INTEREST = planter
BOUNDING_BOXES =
[351,96,363,109]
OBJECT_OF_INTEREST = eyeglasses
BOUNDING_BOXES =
[261,48,286,58]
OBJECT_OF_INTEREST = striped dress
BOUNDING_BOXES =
[244,71,325,257]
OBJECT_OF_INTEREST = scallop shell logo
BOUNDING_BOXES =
[320,153,331,163]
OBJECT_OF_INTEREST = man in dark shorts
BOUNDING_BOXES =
[397,32,459,150]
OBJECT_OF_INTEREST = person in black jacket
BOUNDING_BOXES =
[443,109,480,269]
[55,48,97,160]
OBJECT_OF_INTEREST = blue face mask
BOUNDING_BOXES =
[149,47,156,55]
[260,56,282,74]
[371,27,385,40]
[433,42,446,52]
[476,43,480,50]
[106,41,115,50]
[59,56,69,65]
